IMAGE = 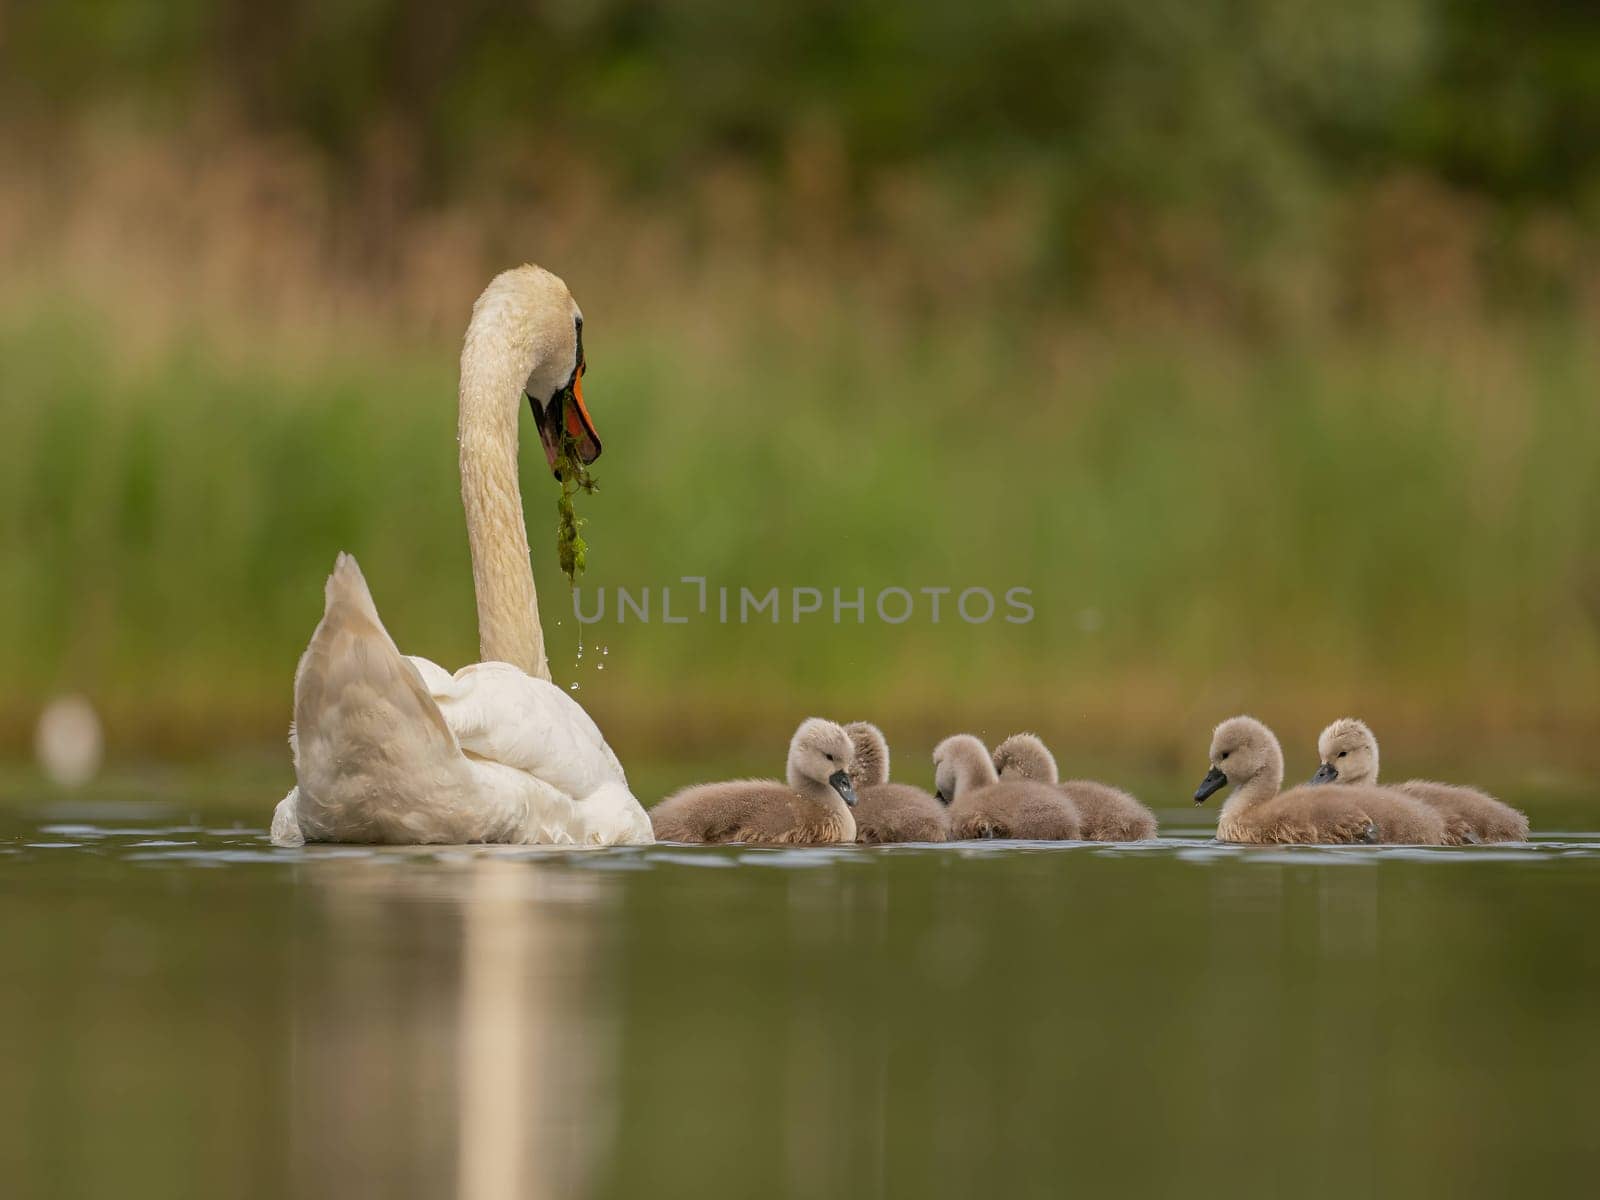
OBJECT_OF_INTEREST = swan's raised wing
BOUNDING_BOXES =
[292,556,507,843]
[410,658,627,800]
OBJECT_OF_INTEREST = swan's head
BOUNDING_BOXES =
[1195,715,1283,803]
[787,718,858,807]
[844,721,890,788]
[992,732,1059,784]
[1311,717,1378,786]
[932,734,998,804]
[466,264,600,478]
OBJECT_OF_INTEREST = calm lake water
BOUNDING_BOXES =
[3,782,1598,1199]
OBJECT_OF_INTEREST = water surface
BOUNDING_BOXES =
[3,796,1598,1199]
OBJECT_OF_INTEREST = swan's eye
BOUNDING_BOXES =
[1220,751,1229,760]
[1337,751,1347,758]
[825,753,836,763]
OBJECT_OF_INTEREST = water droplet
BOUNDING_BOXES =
[569,682,580,692]
[596,662,605,671]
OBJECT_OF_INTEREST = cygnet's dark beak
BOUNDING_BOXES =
[934,788,949,806]
[828,769,857,807]
[1193,766,1228,804]
[1311,762,1338,785]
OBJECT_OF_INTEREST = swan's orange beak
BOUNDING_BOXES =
[532,368,602,478]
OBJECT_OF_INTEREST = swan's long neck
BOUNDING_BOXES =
[1221,750,1284,818]
[1358,737,1380,785]
[458,336,550,681]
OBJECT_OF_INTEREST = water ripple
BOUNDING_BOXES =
[2,816,1598,871]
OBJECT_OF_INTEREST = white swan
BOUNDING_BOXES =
[270,265,653,847]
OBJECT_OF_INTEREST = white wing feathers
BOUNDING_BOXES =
[408,658,628,801]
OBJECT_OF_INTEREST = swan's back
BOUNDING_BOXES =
[419,661,628,799]
[650,780,855,845]
[415,659,650,844]
[853,783,948,843]
[1220,783,1447,845]
[1058,779,1158,841]
[1396,780,1529,843]
[947,780,1081,841]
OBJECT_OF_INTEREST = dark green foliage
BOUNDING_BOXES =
[6,2,1600,228]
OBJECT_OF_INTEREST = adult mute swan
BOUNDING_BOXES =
[270,265,653,847]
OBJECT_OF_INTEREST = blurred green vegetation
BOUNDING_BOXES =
[3,299,1597,769]
[2,1,1599,771]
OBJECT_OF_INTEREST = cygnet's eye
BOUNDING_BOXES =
[1337,751,1347,759]
[1220,751,1230,760]
[825,753,836,763]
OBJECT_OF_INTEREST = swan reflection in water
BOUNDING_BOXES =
[287,852,619,1200]
[5,820,1597,1197]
